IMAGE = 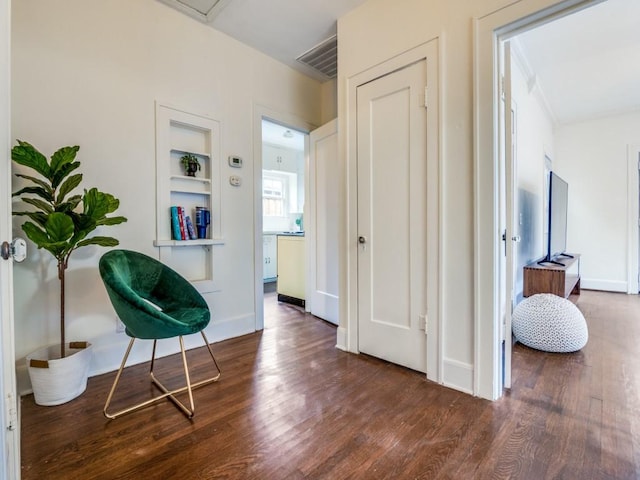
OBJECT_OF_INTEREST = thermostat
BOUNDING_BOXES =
[228,156,243,168]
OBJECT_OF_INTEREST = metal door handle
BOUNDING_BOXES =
[358,236,367,244]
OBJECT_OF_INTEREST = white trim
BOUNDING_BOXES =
[335,327,347,351]
[581,279,627,293]
[345,39,441,384]
[0,0,19,476]
[473,0,603,401]
[442,358,474,395]
[627,144,640,294]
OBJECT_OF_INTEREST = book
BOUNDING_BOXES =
[170,206,182,240]
[177,206,187,240]
[185,215,197,240]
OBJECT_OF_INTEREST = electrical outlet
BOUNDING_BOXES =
[116,317,125,333]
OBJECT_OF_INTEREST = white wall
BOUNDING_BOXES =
[555,111,640,292]
[11,0,324,391]
[337,0,567,397]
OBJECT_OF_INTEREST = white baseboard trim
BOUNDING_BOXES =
[581,278,627,293]
[442,358,474,395]
[335,327,347,351]
[17,313,257,397]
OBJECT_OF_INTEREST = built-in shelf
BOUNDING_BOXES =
[155,102,223,289]
[170,148,210,159]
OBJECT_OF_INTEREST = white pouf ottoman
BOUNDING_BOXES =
[512,293,588,353]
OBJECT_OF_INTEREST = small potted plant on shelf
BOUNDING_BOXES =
[181,153,201,177]
[12,140,127,406]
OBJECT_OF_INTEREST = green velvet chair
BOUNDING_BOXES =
[99,249,221,419]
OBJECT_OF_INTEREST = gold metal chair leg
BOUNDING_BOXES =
[103,334,222,420]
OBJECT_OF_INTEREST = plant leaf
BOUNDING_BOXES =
[50,145,79,175]
[99,216,128,226]
[44,212,75,243]
[13,174,54,196]
[13,211,48,227]
[56,174,83,203]
[22,197,54,214]
[51,161,81,190]
[11,186,54,203]
[12,141,50,178]
[76,236,120,249]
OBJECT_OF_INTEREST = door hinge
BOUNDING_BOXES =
[500,75,505,100]
[5,393,17,431]
[424,86,429,108]
[419,314,428,334]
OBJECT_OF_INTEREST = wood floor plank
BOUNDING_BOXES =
[20,290,640,479]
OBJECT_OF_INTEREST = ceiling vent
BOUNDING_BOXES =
[158,0,232,23]
[296,35,337,80]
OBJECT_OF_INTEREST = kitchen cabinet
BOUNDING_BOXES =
[263,234,277,281]
[277,235,305,307]
[263,144,303,173]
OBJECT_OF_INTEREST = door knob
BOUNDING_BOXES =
[358,236,367,244]
[1,238,27,263]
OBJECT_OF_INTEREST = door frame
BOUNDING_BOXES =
[344,39,441,383]
[1,0,20,477]
[252,104,313,331]
[627,143,640,294]
[473,0,604,400]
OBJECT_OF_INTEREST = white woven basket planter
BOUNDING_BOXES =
[26,343,93,406]
[512,294,588,353]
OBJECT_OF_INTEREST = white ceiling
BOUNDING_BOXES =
[262,119,305,151]
[158,0,640,124]
[158,0,369,82]
[516,0,640,125]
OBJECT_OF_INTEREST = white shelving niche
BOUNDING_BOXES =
[154,102,223,294]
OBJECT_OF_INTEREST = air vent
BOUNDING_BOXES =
[296,35,337,80]
[157,0,231,23]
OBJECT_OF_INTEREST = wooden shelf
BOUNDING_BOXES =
[154,238,224,247]
[523,254,580,300]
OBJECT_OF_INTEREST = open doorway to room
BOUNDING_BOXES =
[260,119,307,319]
[494,0,640,392]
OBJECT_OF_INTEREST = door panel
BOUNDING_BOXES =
[357,60,427,373]
[308,120,339,324]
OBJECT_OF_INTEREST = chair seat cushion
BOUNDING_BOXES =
[512,293,588,353]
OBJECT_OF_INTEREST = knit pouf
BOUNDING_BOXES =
[512,293,588,353]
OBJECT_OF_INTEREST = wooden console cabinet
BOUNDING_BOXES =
[523,254,580,300]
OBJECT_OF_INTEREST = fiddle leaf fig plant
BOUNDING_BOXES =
[12,140,127,358]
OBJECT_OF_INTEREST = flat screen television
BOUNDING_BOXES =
[544,171,570,264]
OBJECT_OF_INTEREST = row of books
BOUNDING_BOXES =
[170,206,197,240]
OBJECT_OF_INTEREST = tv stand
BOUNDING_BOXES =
[524,254,580,301]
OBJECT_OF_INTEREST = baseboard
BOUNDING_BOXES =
[335,327,347,351]
[17,313,257,397]
[581,278,627,293]
[442,358,474,395]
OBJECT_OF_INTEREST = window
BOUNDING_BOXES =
[263,173,290,217]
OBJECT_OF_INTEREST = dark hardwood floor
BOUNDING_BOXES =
[20,289,640,479]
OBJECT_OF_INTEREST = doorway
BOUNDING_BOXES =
[476,0,637,398]
[259,118,308,322]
